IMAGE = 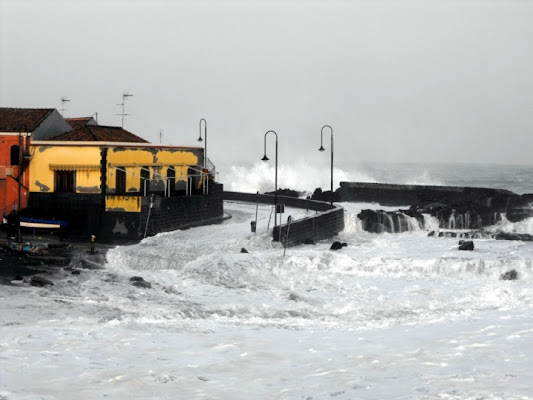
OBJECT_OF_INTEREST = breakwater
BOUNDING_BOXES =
[223,191,344,247]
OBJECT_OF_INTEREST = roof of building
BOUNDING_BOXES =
[0,108,55,132]
[49,122,149,143]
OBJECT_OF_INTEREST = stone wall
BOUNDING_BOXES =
[141,183,224,237]
[31,184,224,242]
[223,191,344,247]
[336,182,517,208]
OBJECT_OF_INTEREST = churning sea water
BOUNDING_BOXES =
[1,162,533,400]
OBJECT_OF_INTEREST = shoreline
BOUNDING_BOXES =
[0,231,113,284]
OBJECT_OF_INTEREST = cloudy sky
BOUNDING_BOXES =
[1,0,532,166]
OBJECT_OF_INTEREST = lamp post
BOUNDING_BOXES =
[197,118,207,194]
[319,124,334,209]
[261,130,278,231]
[198,118,207,170]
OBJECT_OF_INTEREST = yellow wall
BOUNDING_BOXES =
[29,145,201,213]
[106,148,199,193]
[105,195,141,212]
[29,145,101,193]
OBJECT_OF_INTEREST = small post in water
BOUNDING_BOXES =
[90,235,96,254]
[254,191,259,234]
[283,215,292,259]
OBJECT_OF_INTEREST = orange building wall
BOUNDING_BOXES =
[0,134,30,215]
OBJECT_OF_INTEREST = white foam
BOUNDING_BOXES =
[2,201,533,399]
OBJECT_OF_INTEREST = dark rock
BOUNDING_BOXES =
[130,276,151,289]
[288,293,301,301]
[495,232,533,242]
[30,275,54,287]
[428,231,435,237]
[240,248,249,253]
[79,258,104,270]
[458,240,474,251]
[71,270,81,275]
[310,187,341,203]
[12,275,24,281]
[303,238,316,245]
[330,241,346,250]
[500,269,518,280]
[438,232,444,237]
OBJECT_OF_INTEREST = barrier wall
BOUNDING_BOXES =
[223,191,345,247]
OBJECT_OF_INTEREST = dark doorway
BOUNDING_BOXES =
[116,167,126,194]
[140,167,150,195]
[167,167,175,196]
[55,170,75,193]
[10,145,20,166]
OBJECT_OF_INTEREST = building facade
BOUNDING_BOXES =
[1,107,223,240]
[0,108,71,216]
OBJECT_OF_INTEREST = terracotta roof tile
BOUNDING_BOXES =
[0,108,55,132]
[50,123,149,143]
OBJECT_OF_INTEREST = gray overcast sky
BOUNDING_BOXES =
[1,0,532,166]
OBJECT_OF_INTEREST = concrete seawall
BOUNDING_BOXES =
[223,191,344,247]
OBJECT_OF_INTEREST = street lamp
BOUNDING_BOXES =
[319,124,334,208]
[198,118,207,170]
[262,130,278,231]
[197,118,207,194]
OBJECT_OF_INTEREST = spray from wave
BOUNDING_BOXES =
[219,161,376,194]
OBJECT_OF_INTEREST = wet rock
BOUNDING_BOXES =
[71,270,81,275]
[130,276,151,289]
[500,269,518,280]
[79,258,104,270]
[458,240,474,251]
[330,241,347,250]
[495,232,533,241]
[30,275,54,287]
[240,248,249,253]
[303,238,316,245]
[289,293,301,301]
[427,231,435,237]
[311,187,341,203]
[12,275,24,281]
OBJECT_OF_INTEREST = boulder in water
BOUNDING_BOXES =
[130,276,152,289]
[30,275,54,287]
[500,269,518,280]
[330,241,347,250]
[303,238,316,245]
[427,231,435,237]
[240,248,249,253]
[458,240,474,251]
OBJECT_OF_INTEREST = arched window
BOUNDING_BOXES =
[167,167,175,196]
[10,145,20,166]
[116,167,126,194]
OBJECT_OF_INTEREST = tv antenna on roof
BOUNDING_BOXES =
[117,91,133,128]
[60,97,70,116]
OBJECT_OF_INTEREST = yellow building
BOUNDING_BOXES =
[27,117,222,240]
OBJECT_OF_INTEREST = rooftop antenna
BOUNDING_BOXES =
[60,97,70,116]
[116,92,133,128]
